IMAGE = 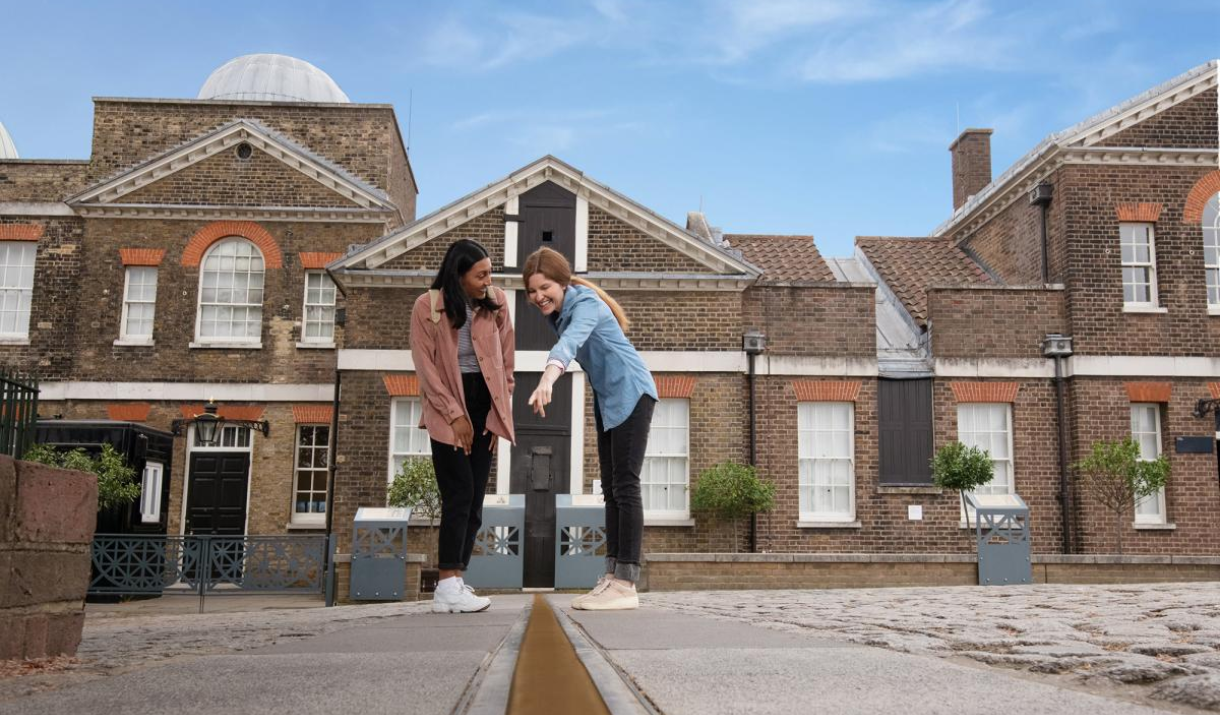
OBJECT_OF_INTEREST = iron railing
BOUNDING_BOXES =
[0,369,38,458]
[90,533,337,612]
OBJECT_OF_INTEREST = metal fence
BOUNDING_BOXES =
[0,370,38,458]
[90,533,336,612]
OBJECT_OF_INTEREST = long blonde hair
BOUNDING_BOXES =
[522,247,630,331]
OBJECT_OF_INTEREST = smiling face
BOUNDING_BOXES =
[526,272,566,316]
[460,257,493,300]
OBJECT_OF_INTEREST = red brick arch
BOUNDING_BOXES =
[180,221,283,268]
[1183,171,1220,223]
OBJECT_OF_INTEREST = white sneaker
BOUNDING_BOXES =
[571,574,613,609]
[432,578,491,613]
[573,578,638,611]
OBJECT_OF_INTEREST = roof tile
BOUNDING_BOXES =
[857,237,993,327]
[723,234,833,283]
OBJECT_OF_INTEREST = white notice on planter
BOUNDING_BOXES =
[908,505,923,520]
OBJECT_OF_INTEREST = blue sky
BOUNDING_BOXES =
[1,0,1216,257]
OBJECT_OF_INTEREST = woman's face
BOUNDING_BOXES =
[526,272,566,316]
[460,257,493,300]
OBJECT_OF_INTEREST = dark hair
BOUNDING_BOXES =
[431,239,499,329]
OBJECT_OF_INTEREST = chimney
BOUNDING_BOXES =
[949,128,993,211]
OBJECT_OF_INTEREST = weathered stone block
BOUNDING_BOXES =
[2,549,91,609]
[15,461,97,544]
[0,455,15,543]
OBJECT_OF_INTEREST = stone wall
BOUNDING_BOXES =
[0,455,97,660]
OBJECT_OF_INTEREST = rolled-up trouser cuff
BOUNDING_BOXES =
[614,561,640,583]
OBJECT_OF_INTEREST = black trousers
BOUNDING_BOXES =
[594,395,655,582]
[431,372,494,571]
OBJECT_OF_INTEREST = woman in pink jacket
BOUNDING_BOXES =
[409,239,515,613]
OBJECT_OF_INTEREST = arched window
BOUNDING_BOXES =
[196,238,265,344]
[1204,193,1220,311]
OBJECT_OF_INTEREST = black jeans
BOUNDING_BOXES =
[594,394,655,583]
[431,372,494,571]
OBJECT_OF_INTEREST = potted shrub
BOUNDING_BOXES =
[387,457,442,591]
[690,461,775,553]
[931,441,995,522]
[1073,438,1169,554]
[24,443,140,511]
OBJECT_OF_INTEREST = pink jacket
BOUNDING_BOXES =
[409,286,516,447]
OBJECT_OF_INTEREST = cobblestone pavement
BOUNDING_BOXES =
[0,600,435,700]
[644,582,1220,712]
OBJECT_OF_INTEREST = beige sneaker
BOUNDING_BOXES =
[573,578,638,611]
[571,574,613,609]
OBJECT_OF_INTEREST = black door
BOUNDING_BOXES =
[186,452,250,535]
[511,373,572,588]
[878,378,934,485]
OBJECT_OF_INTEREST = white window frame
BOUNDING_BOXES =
[957,403,1015,524]
[797,402,856,523]
[301,270,336,346]
[642,398,690,521]
[388,397,431,482]
[1120,222,1160,310]
[118,266,158,344]
[1131,403,1167,525]
[292,424,329,526]
[1203,194,1220,313]
[0,241,36,340]
[193,237,265,347]
[139,461,164,524]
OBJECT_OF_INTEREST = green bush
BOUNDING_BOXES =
[1074,438,1169,554]
[387,458,441,521]
[690,461,775,553]
[24,443,141,512]
[931,442,995,520]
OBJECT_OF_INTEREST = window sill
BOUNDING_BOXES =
[876,485,942,495]
[797,520,861,529]
[296,341,336,350]
[1122,305,1168,314]
[645,517,695,527]
[286,521,326,531]
[1133,522,1176,530]
[189,341,263,350]
[0,337,31,346]
[1209,307,1220,316]
[114,338,155,347]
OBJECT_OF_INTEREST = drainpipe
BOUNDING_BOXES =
[323,367,342,603]
[1043,335,1074,554]
[743,330,767,553]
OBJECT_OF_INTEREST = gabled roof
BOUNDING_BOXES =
[723,234,834,283]
[934,60,1219,238]
[856,236,994,327]
[332,155,760,276]
[67,119,396,212]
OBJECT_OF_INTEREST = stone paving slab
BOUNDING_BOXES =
[642,582,1220,712]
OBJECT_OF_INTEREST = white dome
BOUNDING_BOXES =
[197,54,350,103]
[0,121,17,159]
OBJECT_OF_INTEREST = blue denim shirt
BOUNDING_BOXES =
[547,285,657,430]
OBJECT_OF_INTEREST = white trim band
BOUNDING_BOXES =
[40,382,334,402]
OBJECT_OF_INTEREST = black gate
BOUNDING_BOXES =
[0,370,38,458]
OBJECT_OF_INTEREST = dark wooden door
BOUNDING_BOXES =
[185,452,250,535]
[515,180,577,350]
[511,373,572,588]
[878,378,934,485]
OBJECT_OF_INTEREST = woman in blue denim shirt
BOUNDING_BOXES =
[523,247,657,611]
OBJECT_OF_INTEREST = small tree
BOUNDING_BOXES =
[931,442,995,520]
[1073,438,1169,554]
[690,461,775,553]
[388,458,442,566]
[23,443,141,511]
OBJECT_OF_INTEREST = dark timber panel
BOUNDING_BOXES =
[878,378,934,485]
[185,452,250,535]
[511,373,573,588]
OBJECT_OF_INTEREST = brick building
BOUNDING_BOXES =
[1,55,1218,591]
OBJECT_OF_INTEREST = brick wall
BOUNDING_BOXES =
[378,207,506,270]
[88,100,409,195]
[342,287,423,350]
[950,129,992,211]
[957,188,1057,284]
[586,207,710,273]
[1096,89,1219,149]
[742,285,875,357]
[0,216,86,379]
[121,148,362,208]
[0,161,90,202]
[928,286,1067,358]
[617,291,743,351]
[1060,163,1218,356]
